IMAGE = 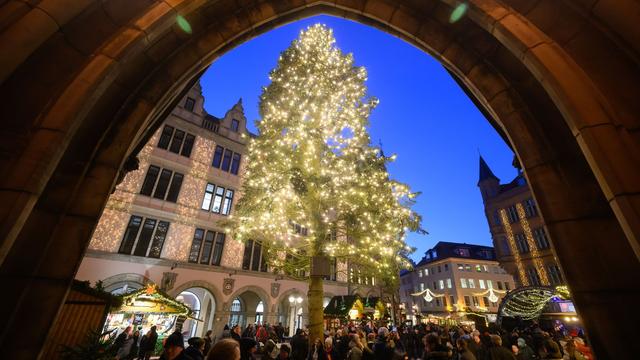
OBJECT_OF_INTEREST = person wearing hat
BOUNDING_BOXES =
[161,331,194,360]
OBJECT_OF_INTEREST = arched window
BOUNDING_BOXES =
[231,299,241,311]
[178,291,201,339]
[229,298,243,327]
[108,282,143,295]
[255,301,264,325]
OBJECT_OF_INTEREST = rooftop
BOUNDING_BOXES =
[414,241,496,268]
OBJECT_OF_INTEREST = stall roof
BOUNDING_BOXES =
[117,284,192,316]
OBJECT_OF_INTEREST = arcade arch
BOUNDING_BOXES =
[0,1,639,358]
[101,273,151,294]
[276,288,308,336]
[226,286,271,329]
[176,287,216,340]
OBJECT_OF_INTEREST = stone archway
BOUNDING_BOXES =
[0,1,639,358]
[275,288,308,335]
[101,273,152,293]
[170,280,225,337]
[170,280,225,312]
[225,285,272,329]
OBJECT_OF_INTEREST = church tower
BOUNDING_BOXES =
[478,155,500,201]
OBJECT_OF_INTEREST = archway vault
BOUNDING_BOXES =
[170,280,224,312]
[0,1,639,358]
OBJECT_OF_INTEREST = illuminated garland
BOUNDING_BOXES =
[500,209,528,285]
[500,288,555,320]
[555,285,570,299]
[411,288,445,303]
[472,287,506,303]
[516,204,549,285]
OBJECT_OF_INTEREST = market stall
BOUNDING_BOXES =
[103,284,193,339]
[323,295,388,328]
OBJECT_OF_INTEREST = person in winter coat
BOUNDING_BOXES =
[348,333,368,360]
[240,337,258,360]
[203,330,213,356]
[115,326,133,360]
[127,330,140,360]
[184,337,205,360]
[307,338,325,360]
[323,336,340,360]
[456,338,477,360]
[487,335,516,360]
[542,338,562,360]
[422,333,451,360]
[279,343,292,359]
[242,324,256,339]
[139,325,158,360]
[291,329,309,360]
[263,339,280,360]
[515,338,536,360]
[161,331,193,360]
[373,327,394,359]
[221,325,232,339]
[257,325,269,345]
[562,339,586,360]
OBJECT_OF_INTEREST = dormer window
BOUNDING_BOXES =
[231,119,240,132]
[184,97,195,112]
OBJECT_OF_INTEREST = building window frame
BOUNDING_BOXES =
[506,205,519,223]
[157,125,195,158]
[184,97,196,112]
[524,198,538,217]
[140,165,183,203]
[118,215,169,258]
[242,239,268,272]
[188,229,225,266]
[230,119,240,132]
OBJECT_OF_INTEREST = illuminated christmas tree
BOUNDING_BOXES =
[227,24,422,342]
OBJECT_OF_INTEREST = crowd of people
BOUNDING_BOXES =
[110,320,592,360]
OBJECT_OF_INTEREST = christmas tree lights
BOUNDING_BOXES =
[225,24,422,342]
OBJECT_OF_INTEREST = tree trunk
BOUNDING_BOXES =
[307,274,324,346]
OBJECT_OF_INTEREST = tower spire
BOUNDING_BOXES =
[478,155,499,184]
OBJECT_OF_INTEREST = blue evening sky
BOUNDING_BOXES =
[199,15,516,262]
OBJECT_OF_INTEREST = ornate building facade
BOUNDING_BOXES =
[477,156,564,288]
[75,83,375,339]
[399,242,514,324]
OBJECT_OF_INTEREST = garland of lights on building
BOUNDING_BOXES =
[500,209,529,286]
[472,287,507,303]
[516,203,549,285]
[410,288,445,303]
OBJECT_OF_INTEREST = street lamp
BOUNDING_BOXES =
[288,295,303,336]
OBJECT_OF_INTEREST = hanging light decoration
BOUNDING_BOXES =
[411,288,445,303]
[473,287,506,303]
